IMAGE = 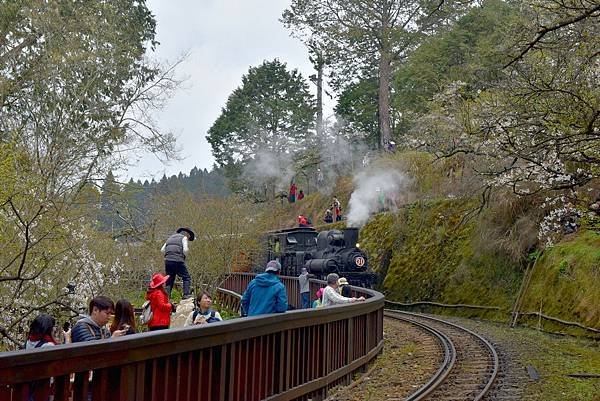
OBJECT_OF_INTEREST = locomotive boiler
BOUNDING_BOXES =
[264,227,377,287]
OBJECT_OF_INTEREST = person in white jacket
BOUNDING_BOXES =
[321,273,365,307]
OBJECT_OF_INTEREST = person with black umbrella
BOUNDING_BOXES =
[161,227,195,299]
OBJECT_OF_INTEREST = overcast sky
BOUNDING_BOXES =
[124,0,323,181]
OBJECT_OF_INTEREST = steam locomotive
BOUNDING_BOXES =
[264,227,377,287]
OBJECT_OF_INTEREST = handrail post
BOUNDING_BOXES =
[347,317,354,365]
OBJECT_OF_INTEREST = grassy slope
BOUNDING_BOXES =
[271,176,355,230]
[521,230,600,332]
[271,156,599,334]
[361,199,522,312]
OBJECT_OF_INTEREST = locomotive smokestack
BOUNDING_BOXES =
[343,227,359,248]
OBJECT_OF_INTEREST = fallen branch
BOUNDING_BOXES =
[518,311,600,334]
[385,300,502,310]
[567,373,600,379]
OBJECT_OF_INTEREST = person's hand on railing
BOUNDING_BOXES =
[350,297,366,302]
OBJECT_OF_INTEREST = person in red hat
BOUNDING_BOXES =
[145,273,176,331]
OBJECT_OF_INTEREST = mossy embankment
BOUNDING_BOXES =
[271,150,600,335]
[359,198,600,335]
[361,199,524,315]
[519,230,600,334]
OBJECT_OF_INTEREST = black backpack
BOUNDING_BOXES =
[192,310,219,323]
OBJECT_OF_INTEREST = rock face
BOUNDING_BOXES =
[170,298,195,328]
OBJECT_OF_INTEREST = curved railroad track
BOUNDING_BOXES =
[385,310,499,401]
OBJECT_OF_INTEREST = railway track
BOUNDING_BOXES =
[385,310,499,401]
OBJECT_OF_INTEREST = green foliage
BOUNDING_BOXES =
[522,230,600,329]
[361,197,524,309]
[282,0,472,147]
[528,249,541,262]
[393,0,515,115]
[557,260,569,277]
[207,59,315,168]
[335,78,381,147]
[0,142,17,204]
[0,0,181,348]
[329,0,520,144]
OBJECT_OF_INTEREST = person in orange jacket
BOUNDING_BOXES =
[145,273,176,331]
[298,215,310,227]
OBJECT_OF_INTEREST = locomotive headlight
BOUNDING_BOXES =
[356,243,360,248]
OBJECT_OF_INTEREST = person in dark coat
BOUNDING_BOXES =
[161,227,195,298]
[241,261,288,316]
[25,313,58,349]
[146,273,176,331]
[72,296,126,342]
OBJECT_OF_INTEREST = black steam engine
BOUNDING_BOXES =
[264,227,377,287]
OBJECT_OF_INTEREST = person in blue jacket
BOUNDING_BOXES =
[241,260,288,316]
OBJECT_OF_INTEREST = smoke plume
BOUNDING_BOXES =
[347,167,411,227]
[240,115,372,198]
[242,149,295,191]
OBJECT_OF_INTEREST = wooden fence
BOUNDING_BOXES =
[0,273,384,401]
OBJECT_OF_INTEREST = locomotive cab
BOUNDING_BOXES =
[265,227,318,276]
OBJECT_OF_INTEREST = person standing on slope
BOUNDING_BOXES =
[161,227,195,299]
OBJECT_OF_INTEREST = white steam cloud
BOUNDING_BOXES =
[242,149,295,191]
[240,115,371,197]
[347,168,411,227]
[315,133,370,195]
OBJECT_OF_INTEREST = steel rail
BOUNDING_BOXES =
[384,311,456,401]
[385,309,500,401]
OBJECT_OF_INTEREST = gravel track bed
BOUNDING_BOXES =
[388,312,498,401]
[327,318,443,401]
[328,314,599,400]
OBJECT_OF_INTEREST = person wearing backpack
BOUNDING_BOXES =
[71,296,127,342]
[184,291,222,326]
[145,273,176,331]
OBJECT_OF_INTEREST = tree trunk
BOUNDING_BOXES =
[316,60,324,137]
[378,51,392,149]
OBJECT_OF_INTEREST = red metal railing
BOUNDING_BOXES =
[0,273,384,401]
